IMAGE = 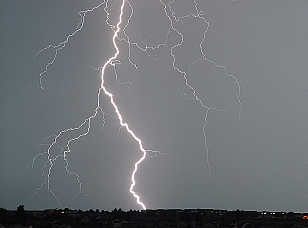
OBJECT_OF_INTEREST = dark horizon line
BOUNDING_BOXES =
[3,206,307,214]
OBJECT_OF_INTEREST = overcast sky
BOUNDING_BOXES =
[1,0,308,212]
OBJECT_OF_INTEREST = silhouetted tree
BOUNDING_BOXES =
[16,205,25,215]
[0,207,7,216]
[286,212,295,218]
[16,205,28,224]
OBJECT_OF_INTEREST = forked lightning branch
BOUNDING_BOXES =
[32,0,242,210]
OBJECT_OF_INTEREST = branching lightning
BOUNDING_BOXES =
[34,2,106,90]
[159,0,243,177]
[33,0,242,210]
[33,0,150,210]
[120,0,242,177]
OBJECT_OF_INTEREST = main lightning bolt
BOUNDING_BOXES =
[32,0,147,210]
[99,0,147,210]
[32,0,242,210]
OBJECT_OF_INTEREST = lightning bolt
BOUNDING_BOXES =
[162,0,243,178]
[120,0,242,178]
[32,0,149,210]
[99,0,147,210]
[34,2,106,90]
[32,0,242,210]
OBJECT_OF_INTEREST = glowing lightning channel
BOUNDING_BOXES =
[33,0,149,210]
[33,0,243,210]
[161,0,243,178]
[98,0,147,210]
[116,0,243,179]
[35,2,106,90]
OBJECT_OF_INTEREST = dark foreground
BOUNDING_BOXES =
[1,207,307,228]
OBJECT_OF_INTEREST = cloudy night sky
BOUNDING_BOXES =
[1,0,308,212]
